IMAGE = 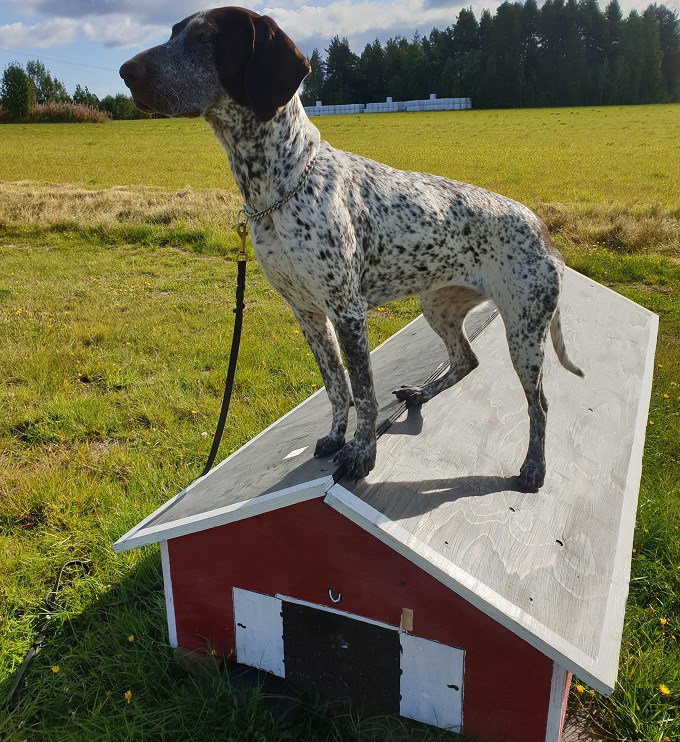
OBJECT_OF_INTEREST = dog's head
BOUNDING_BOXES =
[119,7,310,122]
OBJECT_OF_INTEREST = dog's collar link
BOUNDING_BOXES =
[241,146,319,222]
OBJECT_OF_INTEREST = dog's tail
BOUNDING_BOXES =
[550,305,585,377]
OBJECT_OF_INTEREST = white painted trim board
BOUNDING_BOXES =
[545,663,568,742]
[160,540,178,648]
[113,477,331,552]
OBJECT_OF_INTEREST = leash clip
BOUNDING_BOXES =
[236,209,248,262]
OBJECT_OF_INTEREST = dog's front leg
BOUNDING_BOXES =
[292,308,351,457]
[330,308,378,479]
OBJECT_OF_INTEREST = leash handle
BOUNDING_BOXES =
[198,220,248,479]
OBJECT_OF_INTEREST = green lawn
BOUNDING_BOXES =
[0,105,678,741]
[1,105,678,205]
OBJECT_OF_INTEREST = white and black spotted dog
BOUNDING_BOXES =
[120,7,583,492]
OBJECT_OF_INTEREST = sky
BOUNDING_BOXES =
[1,0,677,99]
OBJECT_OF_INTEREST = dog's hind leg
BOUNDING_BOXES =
[497,297,555,493]
[393,285,485,406]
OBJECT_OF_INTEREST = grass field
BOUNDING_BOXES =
[0,105,679,741]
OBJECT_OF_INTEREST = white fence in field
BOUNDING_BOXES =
[304,94,472,116]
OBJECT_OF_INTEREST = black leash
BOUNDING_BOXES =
[4,560,90,708]
[198,218,249,479]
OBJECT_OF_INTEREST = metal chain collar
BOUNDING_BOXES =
[241,146,320,222]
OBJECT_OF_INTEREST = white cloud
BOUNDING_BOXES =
[0,18,78,48]
[3,0,679,58]
[81,15,166,49]
[265,0,466,44]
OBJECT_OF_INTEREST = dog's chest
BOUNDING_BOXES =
[251,220,324,310]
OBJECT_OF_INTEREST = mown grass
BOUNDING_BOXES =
[0,105,679,741]
[0,105,678,205]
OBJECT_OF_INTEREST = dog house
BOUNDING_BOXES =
[114,268,657,741]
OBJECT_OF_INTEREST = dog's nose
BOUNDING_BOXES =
[119,60,143,86]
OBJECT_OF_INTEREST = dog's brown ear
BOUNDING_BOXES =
[245,15,310,123]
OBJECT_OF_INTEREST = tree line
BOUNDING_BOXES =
[0,60,146,121]
[302,0,680,107]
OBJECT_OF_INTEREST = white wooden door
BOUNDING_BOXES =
[400,633,464,732]
[232,588,285,677]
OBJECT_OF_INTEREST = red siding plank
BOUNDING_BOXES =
[168,498,554,742]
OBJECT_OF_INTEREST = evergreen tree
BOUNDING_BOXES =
[491,2,525,107]
[302,0,680,109]
[451,9,481,98]
[356,41,386,103]
[562,0,586,104]
[323,37,358,104]
[537,0,564,106]
[476,9,496,106]
[648,4,680,100]
[383,37,409,100]
[639,7,665,101]
[301,49,325,105]
[401,34,427,100]
[613,11,644,102]
[579,0,609,103]
[521,0,541,105]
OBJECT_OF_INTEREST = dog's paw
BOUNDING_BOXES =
[518,459,546,493]
[314,432,345,458]
[334,438,377,480]
[392,385,426,406]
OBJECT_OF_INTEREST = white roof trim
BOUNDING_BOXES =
[112,476,332,552]
[325,482,614,695]
[594,309,659,683]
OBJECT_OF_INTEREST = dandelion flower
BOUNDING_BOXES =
[659,684,671,696]
[124,690,132,703]
[575,684,585,694]
[648,419,654,425]
[663,393,670,399]
[660,618,668,626]
[128,635,134,642]
[51,665,60,673]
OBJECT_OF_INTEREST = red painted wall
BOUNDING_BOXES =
[168,498,555,742]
